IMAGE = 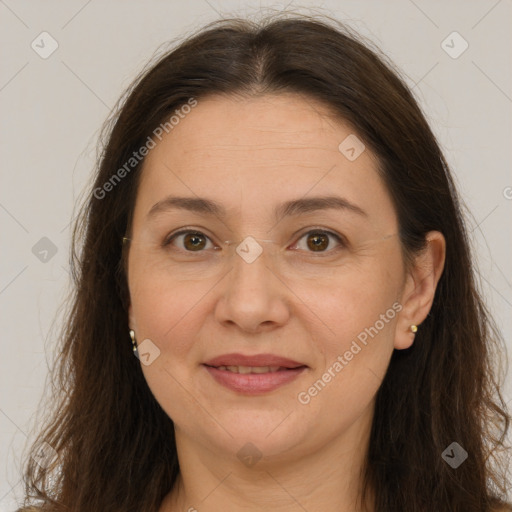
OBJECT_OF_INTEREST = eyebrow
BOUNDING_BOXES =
[147,194,367,221]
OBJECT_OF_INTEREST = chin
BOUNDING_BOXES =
[201,411,313,459]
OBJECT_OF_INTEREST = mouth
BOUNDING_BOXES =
[207,365,305,374]
[202,353,308,394]
[203,352,307,369]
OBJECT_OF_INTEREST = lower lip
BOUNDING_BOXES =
[203,365,307,394]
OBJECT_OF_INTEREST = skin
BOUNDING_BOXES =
[127,93,446,512]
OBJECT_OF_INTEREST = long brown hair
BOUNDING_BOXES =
[17,13,511,512]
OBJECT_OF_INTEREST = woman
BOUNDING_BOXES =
[16,13,511,512]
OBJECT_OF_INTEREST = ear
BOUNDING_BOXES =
[395,231,446,350]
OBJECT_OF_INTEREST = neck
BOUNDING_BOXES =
[160,404,375,512]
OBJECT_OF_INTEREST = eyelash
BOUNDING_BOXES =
[162,227,347,256]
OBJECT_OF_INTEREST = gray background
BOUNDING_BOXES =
[1,0,511,509]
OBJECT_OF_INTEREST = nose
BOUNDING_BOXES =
[214,237,290,333]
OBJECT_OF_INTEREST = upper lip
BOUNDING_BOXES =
[203,353,307,368]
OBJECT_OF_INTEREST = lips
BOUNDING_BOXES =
[202,353,308,394]
[203,353,306,369]
[214,365,282,374]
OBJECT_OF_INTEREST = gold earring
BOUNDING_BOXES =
[410,325,418,333]
[129,329,138,353]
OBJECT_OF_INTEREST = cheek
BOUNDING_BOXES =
[313,297,398,393]
[129,272,208,423]
[298,282,399,425]
[301,254,401,409]
[128,260,203,358]
[307,258,401,346]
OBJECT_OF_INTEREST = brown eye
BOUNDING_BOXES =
[306,232,329,251]
[164,230,213,252]
[183,232,207,251]
[292,230,345,254]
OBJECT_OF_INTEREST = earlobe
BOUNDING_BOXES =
[394,322,420,350]
[394,231,446,350]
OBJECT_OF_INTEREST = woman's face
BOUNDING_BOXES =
[127,93,412,463]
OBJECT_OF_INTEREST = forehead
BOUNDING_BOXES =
[133,93,397,231]
[152,93,354,158]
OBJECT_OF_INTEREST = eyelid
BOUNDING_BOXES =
[291,227,347,252]
[163,226,347,253]
[162,227,219,249]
